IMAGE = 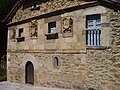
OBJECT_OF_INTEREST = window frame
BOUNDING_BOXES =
[16,28,25,42]
[45,21,58,40]
[53,57,59,68]
[19,28,24,38]
[48,21,56,33]
[86,14,101,46]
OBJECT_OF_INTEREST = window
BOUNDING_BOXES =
[45,21,58,40]
[48,22,56,33]
[17,28,25,42]
[86,14,101,46]
[33,3,36,8]
[53,57,59,68]
[19,28,24,37]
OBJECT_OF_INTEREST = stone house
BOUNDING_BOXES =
[7,0,120,90]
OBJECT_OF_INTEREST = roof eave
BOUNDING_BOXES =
[1,0,120,24]
[98,0,120,9]
[0,0,23,24]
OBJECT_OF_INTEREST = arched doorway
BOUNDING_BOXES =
[25,61,34,85]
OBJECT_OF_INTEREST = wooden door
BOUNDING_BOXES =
[25,61,34,85]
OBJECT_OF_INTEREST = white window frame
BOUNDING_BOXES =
[86,14,101,46]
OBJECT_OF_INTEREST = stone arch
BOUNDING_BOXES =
[25,61,34,85]
[53,57,59,68]
[22,54,38,84]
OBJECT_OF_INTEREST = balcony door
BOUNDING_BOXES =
[86,14,101,46]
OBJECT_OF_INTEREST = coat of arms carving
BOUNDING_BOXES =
[30,20,38,37]
[9,27,16,40]
[62,16,73,37]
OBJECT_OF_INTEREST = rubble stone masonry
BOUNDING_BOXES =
[7,0,120,90]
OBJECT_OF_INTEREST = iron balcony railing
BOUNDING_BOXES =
[86,29,101,46]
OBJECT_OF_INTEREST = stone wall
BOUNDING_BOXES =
[8,5,106,52]
[7,0,120,90]
[10,0,90,23]
[7,52,86,89]
[85,9,120,90]
[86,50,120,90]
[7,53,23,83]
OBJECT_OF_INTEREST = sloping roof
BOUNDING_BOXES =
[1,0,120,24]
[108,0,120,3]
[0,0,22,23]
[99,0,120,7]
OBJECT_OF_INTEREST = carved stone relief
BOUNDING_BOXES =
[9,26,16,41]
[30,20,38,37]
[62,16,73,38]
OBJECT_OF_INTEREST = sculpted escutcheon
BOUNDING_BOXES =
[9,26,16,40]
[62,16,73,37]
[30,20,38,37]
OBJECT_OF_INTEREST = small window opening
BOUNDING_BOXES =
[19,28,24,37]
[45,21,58,40]
[17,28,25,42]
[33,3,36,8]
[48,21,56,33]
[53,57,59,68]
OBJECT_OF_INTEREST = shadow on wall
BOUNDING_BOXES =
[0,23,7,69]
[0,55,7,69]
[0,54,7,82]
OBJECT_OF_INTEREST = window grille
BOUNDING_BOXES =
[86,14,101,46]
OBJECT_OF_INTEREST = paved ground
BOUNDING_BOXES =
[0,81,71,90]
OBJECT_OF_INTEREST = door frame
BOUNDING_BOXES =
[25,61,34,85]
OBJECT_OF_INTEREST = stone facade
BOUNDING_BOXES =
[7,0,120,90]
[7,53,86,89]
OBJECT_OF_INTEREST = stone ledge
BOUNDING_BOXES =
[86,46,109,50]
[45,33,58,40]
[31,37,38,39]
[7,50,87,54]
[16,37,25,42]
